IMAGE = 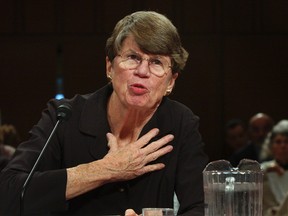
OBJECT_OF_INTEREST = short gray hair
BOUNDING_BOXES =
[105,11,189,74]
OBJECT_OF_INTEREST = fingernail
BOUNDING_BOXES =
[154,128,160,135]
[168,134,174,140]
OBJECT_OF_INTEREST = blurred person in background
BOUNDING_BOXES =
[229,113,274,167]
[261,120,288,216]
[249,113,274,148]
[0,124,20,148]
[224,118,249,160]
[0,124,17,170]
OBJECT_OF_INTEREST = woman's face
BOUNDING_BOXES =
[271,134,288,164]
[106,36,178,111]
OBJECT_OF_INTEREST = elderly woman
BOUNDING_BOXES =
[261,120,288,216]
[0,11,208,215]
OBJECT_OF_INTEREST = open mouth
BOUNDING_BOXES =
[129,83,149,95]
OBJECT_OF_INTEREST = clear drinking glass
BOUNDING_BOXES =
[142,208,174,216]
[203,159,263,216]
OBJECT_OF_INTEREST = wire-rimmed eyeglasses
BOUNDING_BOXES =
[117,51,172,77]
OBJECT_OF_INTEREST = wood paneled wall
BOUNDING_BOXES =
[1,0,287,161]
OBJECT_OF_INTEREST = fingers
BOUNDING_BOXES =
[147,134,174,151]
[125,209,138,216]
[142,133,174,156]
[145,144,173,163]
[106,132,117,151]
[141,163,166,174]
[136,128,160,148]
[108,129,174,162]
[102,129,174,182]
[137,128,174,150]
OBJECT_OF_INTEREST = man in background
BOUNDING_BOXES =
[229,113,274,167]
[224,119,249,160]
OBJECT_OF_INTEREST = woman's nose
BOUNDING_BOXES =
[134,59,151,77]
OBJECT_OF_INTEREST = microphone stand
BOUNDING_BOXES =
[20,104,71,216]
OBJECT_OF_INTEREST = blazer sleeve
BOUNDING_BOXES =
[0,99,68,215]
[175,111,209,216]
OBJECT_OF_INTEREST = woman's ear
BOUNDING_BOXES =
[106,57,113,78]
[169,73,178,89]
[165,72,178,95]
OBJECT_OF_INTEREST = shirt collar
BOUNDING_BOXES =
[79,84,173,139]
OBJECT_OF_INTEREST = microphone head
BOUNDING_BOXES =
[57,104,72,121]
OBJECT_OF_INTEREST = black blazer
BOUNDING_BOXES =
[0,84,208,216]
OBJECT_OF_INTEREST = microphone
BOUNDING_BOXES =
[56,104,72,121]
[20,104,72,216]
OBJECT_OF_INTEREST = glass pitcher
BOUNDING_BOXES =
[203,159,263,216]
